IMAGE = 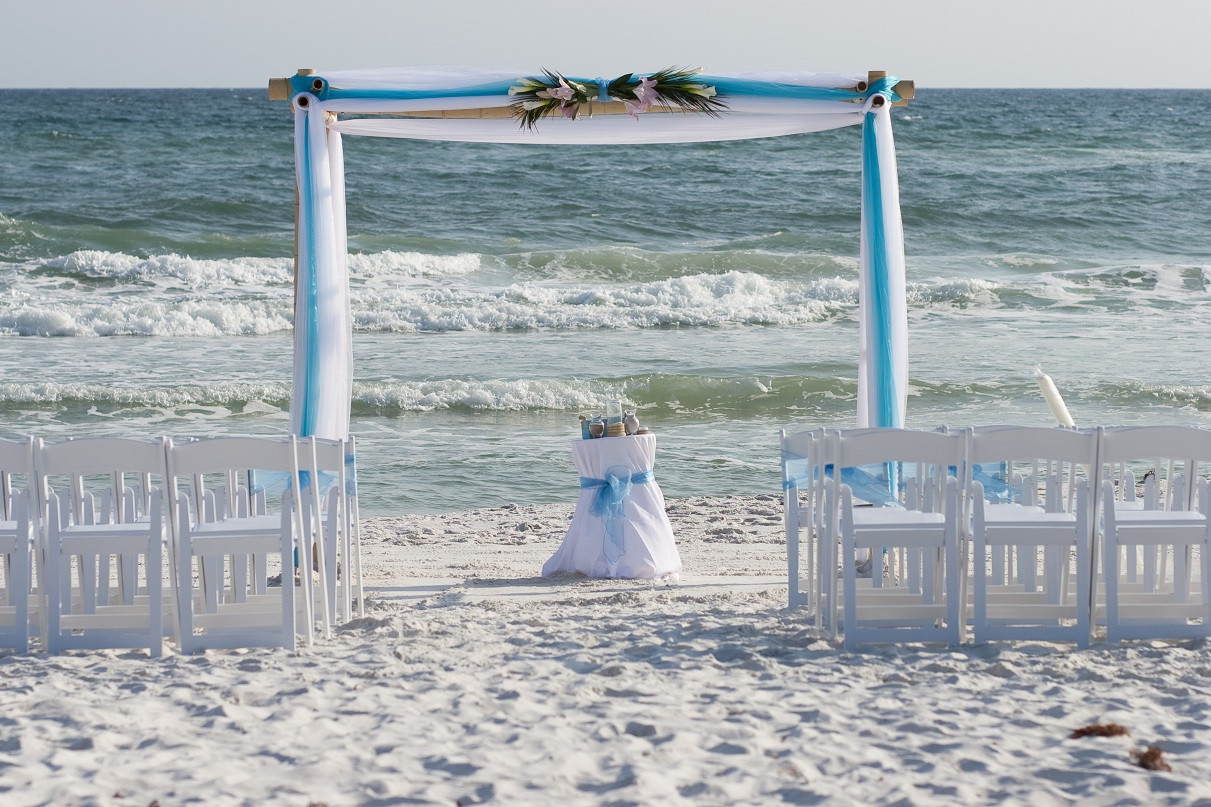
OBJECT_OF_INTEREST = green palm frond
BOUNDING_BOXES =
[646,66,727,116]
[508,66,728,130]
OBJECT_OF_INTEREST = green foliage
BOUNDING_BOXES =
[508,67,728,130]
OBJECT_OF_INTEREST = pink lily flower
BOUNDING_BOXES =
[627,77,661,119]
[548,80,577,102]
[633,76,659,105]
[624,77,660,120]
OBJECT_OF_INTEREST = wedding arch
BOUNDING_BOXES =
[268,66,915,440]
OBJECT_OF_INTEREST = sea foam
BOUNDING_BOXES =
[6,248,1170,338]
[0,373,848,416]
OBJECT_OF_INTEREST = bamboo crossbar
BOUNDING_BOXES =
[268,69,916,108]
[339,101,689,120]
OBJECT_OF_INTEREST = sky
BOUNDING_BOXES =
[2,0,1208,90]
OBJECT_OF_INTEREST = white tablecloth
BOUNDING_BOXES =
[542,433,681,580]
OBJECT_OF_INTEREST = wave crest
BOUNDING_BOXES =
[4,247,1128,337]
[44,251,293,287]
[1,300,293,337]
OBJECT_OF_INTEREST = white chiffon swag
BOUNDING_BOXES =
[290,66,907,438]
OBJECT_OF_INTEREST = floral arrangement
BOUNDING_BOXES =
[508,67,726,129]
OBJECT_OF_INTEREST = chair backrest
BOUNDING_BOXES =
[309,437,348,492]
[1097,426,1211,511]
[0,437,35,522]
[337,435,359,513]
[168,436,309,522]
[244,439,346,520]
[780,430,814,487]
[780,430,822,508]
[345,434,358,492]
[967,426,1099,511]
[305,436,348,526]
[35,437,169,524]
[830,428,966,468]
[968,425,1098,466]
[830,428,967,512]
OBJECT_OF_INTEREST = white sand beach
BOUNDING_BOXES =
[3,494,1211,806]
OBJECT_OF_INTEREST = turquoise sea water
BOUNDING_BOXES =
[1,88,1209,514]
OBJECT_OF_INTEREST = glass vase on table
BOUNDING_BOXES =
[606,398,624,427]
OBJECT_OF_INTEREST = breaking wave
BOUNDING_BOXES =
[3,248,1204,337]
[0,374,859,417]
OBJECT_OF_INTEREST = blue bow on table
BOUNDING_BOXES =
[581,465,654,569]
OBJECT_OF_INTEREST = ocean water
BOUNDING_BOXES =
[1,88,1209,515]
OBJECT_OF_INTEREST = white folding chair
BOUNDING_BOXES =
[967,426,1098,646]
[0,437,36,652]
[36,437,170,657]
[168,435,317,653]
[186,436,342,640]
[1097,426,1211,642]
[310,437,351,626]
[827,428,966,648]
[781,429,824,615]
[252,438,353,632]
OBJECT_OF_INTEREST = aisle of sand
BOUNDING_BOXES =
[2,494,1209,806]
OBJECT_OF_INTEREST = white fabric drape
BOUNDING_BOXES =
[857,105,908,429]
[288,67,908,435]
[291,95,353,439]
[328,111,863,145]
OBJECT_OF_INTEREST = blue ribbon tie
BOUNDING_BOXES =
[864,75,902,107]
[581,466,654,569]
[973,462,1020,503]
[779,453,903,508]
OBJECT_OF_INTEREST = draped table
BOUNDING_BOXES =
[542,433,681,579]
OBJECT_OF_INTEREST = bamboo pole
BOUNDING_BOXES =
[316,85,918,121]
[348,101,691,120]
[268,78,291,101]
[269,71,915,108]
[269,68,317,101]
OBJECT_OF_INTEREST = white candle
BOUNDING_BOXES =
[1034,367,1075,427]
